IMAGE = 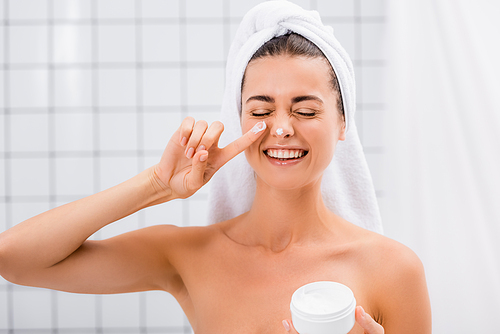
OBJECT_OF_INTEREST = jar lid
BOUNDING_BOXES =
[290,281,356,321]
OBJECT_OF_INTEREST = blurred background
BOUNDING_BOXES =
[0,0,498,333]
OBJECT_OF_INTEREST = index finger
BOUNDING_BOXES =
[218,121,266,165]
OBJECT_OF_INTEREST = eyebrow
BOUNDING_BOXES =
[292,95,324,105]
[245,95,275,104]
[245,95,323,105]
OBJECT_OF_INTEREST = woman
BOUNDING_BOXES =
[0,2,431,333]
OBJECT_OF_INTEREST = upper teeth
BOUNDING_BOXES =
[265,149,306,159]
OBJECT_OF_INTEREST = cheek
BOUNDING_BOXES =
[309,121,340,160]
[241,116,259,133]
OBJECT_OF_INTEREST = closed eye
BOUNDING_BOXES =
[250,111,273,117]
[295,110,317,117]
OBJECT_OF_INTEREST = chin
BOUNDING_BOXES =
[254,170,323,192]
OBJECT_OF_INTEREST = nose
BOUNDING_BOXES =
[270,116,294,139]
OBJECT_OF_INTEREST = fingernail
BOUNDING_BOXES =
[282,320,290,332]
[196,144,206,152]
[180,137,188,146]
[200,153,208,162]
[251,121,266,134]
[186,147,194,158]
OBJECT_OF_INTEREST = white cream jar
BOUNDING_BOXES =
[290,281,356,334]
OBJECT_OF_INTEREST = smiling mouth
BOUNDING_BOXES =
[264,149,309,161]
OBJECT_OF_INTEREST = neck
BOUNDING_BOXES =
[239,177,336,252]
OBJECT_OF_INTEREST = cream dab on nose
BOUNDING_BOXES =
[276,128,284,136]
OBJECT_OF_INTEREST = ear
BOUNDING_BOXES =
[338,122,346,141]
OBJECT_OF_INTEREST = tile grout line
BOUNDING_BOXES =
[3,0,15,332]
[90,1,103,333]
[47,2,60,332]
[134,4,149,333]
[0,16,386,26]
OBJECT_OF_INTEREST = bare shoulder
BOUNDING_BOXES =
[357,230,424,279]
[348,227,431,333]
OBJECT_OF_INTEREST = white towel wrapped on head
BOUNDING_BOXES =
[207,0,383,234]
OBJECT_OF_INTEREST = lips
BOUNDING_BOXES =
[264,148,309,161]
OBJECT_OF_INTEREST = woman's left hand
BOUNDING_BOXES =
[282,306,384,333]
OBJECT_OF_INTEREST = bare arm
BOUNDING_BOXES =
[0,117,266,294]
[0,168,176,293]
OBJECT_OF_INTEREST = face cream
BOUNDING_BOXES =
[290,281,356,334]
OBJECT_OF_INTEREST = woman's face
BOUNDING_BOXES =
[241,55,346,190]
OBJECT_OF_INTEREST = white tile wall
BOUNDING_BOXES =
[98,156,139,191]
[52,25,92,64]
[54,69,93,107]
[228,0,264,18]
[142,111,183,151]
[143,199,184,227]
[186,24,225,62]
[186,68,224,106]
[141,0,179,19]
[9,70,49,108]
[54,113,94,151]
[101,293,140,329]
[8,0,48,20]
[12,288,52,329]
[9,113,49,152]
[141,25,181,63]
[317,0,354,16]
[57,292,96,329]
[0,114,5,152]
[145,290,185,327]
[0,27,3,64]
[97,0,135,20]
[142,68,182,106]
[9,158,50,197]
[98,112,138,151]
[98,25,136,63]
[361,66,386,104]
[361,22,386,60]
[361,0,386,16]
[0,202,5,237]
[186,0,224,18]
[98,69,137,107]
[8,26,48,64]
[290,0,312,10]
[0,290,8,329]
[1,1,387,333]
[52,0,92,20]
[54,157,94,196]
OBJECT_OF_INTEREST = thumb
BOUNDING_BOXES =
[356,306,384,334]
[218,120,267,166]
[282,319,299,333]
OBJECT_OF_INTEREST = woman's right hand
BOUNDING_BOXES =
[151,117,267,201]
